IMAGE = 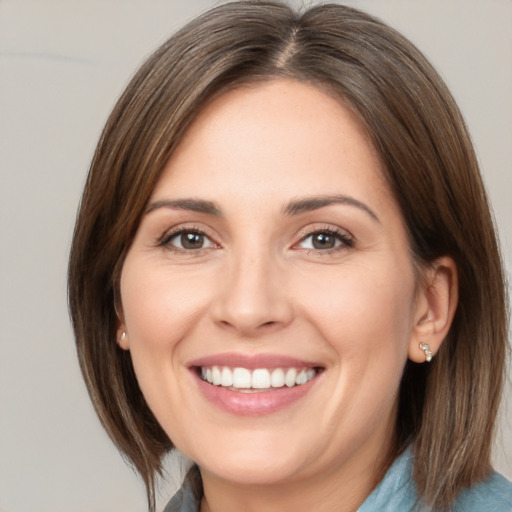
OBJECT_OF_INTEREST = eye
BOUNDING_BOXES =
[297,229,353,251]
[162,229,215,251]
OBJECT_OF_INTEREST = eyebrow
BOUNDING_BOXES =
[284,195,380,223]
[145,195,379,223]
[145,199,223,217]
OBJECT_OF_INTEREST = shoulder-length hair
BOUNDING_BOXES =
[68,2,508,510]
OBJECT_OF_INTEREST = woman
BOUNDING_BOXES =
[68,2,511,511]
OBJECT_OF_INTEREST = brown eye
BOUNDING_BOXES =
[297,229,354,251]
[164,230,214,250]
[311,232,336,249]
[181,232,205,249]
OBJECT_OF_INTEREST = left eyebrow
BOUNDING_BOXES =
[283,195,380,223]
[145,198,223,217]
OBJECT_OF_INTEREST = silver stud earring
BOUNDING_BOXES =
[119,331,126,343]
[419,343,432,362]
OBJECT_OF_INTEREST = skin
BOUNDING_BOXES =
[118,80,457,512]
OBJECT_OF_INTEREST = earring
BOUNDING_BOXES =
[119,331,126,343]
[419,343,433,362]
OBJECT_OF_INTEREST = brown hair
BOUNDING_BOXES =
[68,2,508,510]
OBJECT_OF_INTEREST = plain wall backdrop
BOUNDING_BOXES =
[1,1,511,511]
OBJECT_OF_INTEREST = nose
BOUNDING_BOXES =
[210,248,294,337]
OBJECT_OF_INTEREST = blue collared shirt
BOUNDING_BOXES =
[163,449,512,511]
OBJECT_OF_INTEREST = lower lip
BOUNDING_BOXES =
[192,371,319,416]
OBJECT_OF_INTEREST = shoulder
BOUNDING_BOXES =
[359,448,512,512]
[453,471,512,512]
[162,479,201,512]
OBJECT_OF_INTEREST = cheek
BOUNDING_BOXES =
[301,262,415,433]
[296,259,416,361]
[119,260,213,380]
[122,260,200,335]
[118,261,215,434]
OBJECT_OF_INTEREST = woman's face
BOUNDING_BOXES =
[119,80,425,487]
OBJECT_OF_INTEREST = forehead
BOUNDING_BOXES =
[151,79,395,218]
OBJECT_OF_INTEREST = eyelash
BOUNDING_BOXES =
[157,225,354,254]
[158,225,218,253]
[294,227,354,253]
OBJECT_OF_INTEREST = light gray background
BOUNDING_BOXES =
[1,1,511,511]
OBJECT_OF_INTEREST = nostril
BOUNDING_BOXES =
[218,319,276,329]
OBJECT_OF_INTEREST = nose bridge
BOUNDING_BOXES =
[212,241,292,335]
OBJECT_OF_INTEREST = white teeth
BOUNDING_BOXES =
[232,367,251,388]
[221,367,233,387]
[296,369,307,385]
[212,366,222,385]
[270,368,285,388]
[252,369,270,389]
[201,365,317,389]
[285,368,297,387]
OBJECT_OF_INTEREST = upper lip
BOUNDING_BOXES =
[187,353,323,370]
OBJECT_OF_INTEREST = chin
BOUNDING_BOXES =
[178,428,314,485]
[200,453,305,486]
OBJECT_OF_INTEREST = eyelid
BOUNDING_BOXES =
[157,223,221,251]
[293,225,355,251]
[154,222,354,254]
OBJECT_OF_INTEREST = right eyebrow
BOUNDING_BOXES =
[145,198,223,217]
[283,194,380,223]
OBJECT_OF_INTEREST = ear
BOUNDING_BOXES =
[408,257,458,363]
[115,302,130,351]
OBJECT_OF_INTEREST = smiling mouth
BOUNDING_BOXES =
[197,366,322,392]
